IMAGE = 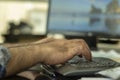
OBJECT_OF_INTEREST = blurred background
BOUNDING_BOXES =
[0,0,120,51]
[0,0,48,43]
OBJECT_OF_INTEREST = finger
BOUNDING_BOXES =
[80,40,92,61]
[68,39,92,61]
[67,47,80,60]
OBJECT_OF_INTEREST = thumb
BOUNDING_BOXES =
[66,47,80,60]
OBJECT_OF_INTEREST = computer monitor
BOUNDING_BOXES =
[47,0,120,49]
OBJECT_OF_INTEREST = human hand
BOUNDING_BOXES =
[36,38,92,65]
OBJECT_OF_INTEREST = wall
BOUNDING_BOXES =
[0,1,48,43]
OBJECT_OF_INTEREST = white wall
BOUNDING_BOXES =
[0,1,48,43]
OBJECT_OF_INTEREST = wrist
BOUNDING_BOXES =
[33,44,47,64]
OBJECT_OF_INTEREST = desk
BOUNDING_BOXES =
[94,42,120,62]
[98,42,120,52]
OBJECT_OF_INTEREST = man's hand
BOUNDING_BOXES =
[5,38,92,76]
[36,38,92,65]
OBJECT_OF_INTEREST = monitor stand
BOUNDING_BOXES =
[65,36,98,50]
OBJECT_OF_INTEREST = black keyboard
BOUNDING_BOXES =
[55,57,120,77]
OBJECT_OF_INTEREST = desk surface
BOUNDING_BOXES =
[98,41,120,51]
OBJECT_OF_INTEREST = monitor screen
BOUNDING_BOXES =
[48,0,120,38]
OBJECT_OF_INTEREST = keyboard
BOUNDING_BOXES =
[55,56,120,77]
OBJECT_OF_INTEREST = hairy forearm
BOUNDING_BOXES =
[4,43,44,77]
[2,38,53,76]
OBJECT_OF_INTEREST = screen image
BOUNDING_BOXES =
[48,0,120,37]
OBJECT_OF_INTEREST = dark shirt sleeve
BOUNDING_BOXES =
[0,65,6,78]
[0,45,11,78]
